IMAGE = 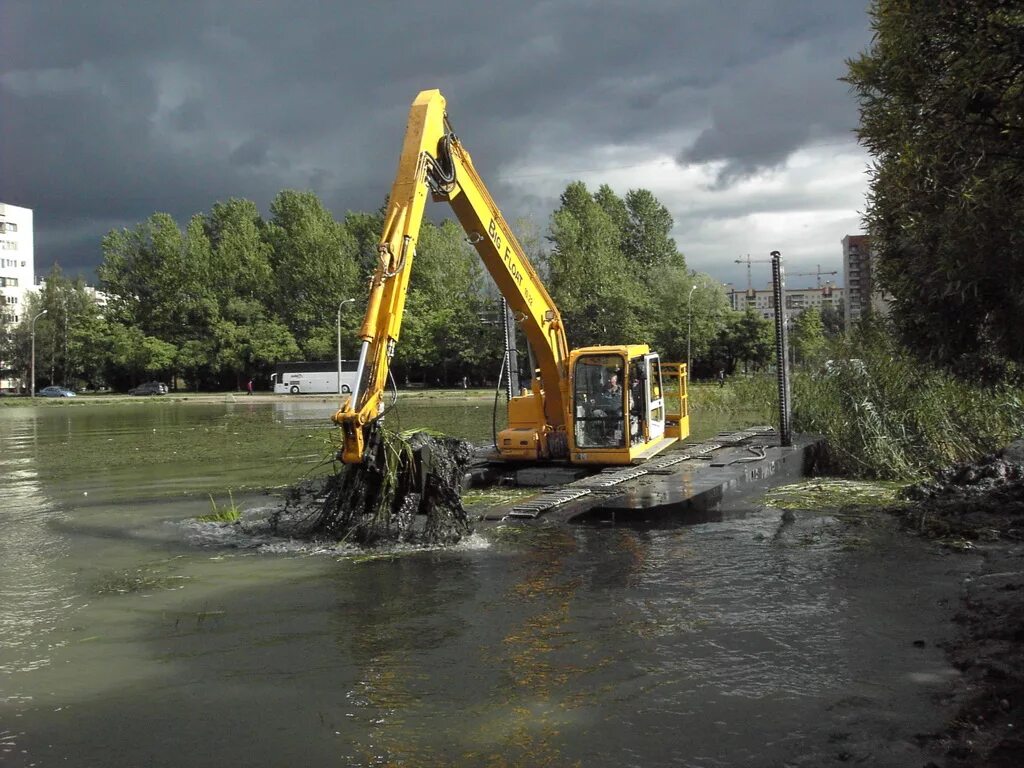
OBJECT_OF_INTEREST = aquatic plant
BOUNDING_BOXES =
[300,427,474,546]
[763,479,907,510]
[197,490,242,523]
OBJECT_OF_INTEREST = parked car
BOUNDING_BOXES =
[38,386,77,398]
[128,381,169,396]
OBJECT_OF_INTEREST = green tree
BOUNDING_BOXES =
[623,188,684,273]
[820,304,845,339]
[207,297,300,388]
[206,199,272,308]
[649,272,729,370]
[267,190,360,355]
[708,309,774,374]
[791,307,826,366]
[9,266,108,390]
[547,181,648,347]
[344,208,387,276]
[845,0,1024,377]
[593,184,629,239]
[390,219,503,385]
[98,213,200,343]
[98,321,176,386]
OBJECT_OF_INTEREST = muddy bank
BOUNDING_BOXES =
[887,440,1024,767]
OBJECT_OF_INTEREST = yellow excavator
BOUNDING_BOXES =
[333,89,689,466]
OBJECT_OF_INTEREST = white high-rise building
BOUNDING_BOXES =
[1,202,35,392]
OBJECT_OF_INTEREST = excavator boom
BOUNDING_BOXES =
[334,90,568,463]
[334,90,686,466]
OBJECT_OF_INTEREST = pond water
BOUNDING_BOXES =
[1,398,973,767]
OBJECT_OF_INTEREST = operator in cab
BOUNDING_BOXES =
[604,373,622,397]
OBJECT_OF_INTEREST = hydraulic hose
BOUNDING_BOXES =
[492,353,507,451]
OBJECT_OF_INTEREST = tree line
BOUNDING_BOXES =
[845,0,1024,382]
[2,184,796,393]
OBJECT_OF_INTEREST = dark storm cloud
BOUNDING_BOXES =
[0,0,871,277]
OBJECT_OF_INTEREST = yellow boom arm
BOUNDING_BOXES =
[333,89,569,463]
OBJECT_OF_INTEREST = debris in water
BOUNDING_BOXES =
[276,429,475,547]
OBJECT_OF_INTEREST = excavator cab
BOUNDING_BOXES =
[568,345,680,464]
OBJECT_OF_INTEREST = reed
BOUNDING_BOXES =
[792,332,1024,480]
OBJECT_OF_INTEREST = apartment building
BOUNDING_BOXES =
[841,234,896,330]
[0,203,33,324]
[841,234,872,329]
[0,203,34,392]
[727,283,845,320]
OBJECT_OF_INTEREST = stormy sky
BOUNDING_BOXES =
[0,0,873,292]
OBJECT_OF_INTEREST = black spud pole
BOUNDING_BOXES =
[771,250,792,447]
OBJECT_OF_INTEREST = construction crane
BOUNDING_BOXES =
[733,254,773,311]
[790,264,838,288]
[734,254,773,294]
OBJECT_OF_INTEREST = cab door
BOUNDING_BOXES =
[644,354,665,441]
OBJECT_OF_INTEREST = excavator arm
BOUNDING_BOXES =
[333,89,569,463]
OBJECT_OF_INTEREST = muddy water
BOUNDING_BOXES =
[1,399,974,767]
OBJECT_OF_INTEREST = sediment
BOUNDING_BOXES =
[891,439,1024,767]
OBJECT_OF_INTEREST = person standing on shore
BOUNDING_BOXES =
[247,379,253,395]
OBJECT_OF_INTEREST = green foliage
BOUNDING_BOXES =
[547,181,690,351]
[649,271,730,367]
[793,327,1024,480]
[344,207,387,275]
[197,490,242,523]
[623,188,683,272]
[7,265,108,391]
[706,310,774,374]
[845,0,1024,376]
[392,219,503,383]
[689,376,777,419]
[267,191,360,355]
[791,308,826,366]
[819,305,844,339]
[67,180,714,391]
[98,213,192,341]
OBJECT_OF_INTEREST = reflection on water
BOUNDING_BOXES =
[0,400,970,767]
[0,424,78,683]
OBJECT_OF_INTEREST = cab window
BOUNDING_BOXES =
[573,355,625,449]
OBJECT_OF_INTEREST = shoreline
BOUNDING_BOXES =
[0,388,500,407]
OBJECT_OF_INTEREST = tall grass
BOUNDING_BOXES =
[792,332,1024,480]
[689,377,777,419]
[197,490,242,522]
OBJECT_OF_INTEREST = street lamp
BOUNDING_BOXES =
[687,284,698,380]
[30,309,48,398]
[337,298,356,395]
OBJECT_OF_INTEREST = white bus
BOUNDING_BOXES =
[271,360,358,395]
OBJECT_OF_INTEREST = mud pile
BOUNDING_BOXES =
[897,438,1024,540]
[894,438,1024,767]
[275,430,474,547]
